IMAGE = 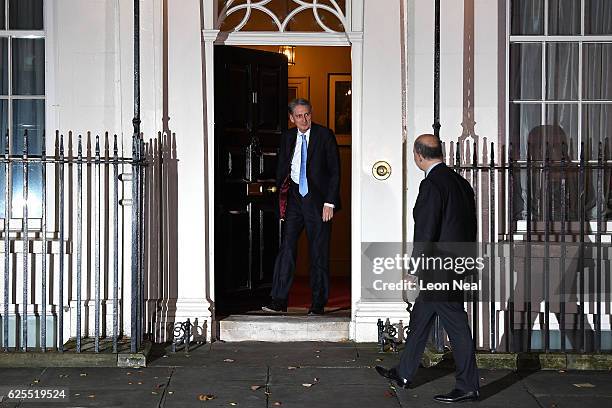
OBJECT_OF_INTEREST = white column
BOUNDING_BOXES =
[166,0,212,341]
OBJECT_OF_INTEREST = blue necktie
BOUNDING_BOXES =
[299,133,308,196]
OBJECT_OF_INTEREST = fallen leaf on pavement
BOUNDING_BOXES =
[198,394,216,401]
[250,385,262,391]
[88,394,95,398]
[224,358,235,363]
[573,383,595,388]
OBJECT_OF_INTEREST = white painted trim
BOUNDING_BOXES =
[509,35,612,42]
[348,32,363,341]
[352,301,412,342]
[215,31,352,46]
[0,30,44,38]
[44,0,57,149]
[203,32,218,317]
[205,29,363,339]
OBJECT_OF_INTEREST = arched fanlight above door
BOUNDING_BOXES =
[217,0,347,33]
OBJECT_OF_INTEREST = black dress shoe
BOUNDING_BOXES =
[261,299,287,313]
[307,307,324,315]
[433,389,479,403]
[375,366,410,389]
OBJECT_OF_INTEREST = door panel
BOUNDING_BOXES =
[215,45,288,313]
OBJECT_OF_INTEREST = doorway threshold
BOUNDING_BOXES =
[217,309,351,342]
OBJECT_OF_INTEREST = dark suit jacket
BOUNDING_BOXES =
[276,123,341,218]
[412,163,477,300]
[413,163,477,243]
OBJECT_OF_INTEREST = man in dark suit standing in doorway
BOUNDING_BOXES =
[375,134,480,403]
[262,98,341,315]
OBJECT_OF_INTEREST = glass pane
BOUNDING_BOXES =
[548,0,580,35]
[509,103,542,160]
[545,104,578,159]
[511,0,544,35]
[546,42,579,100]
[0,38,6,95]
[240,9,279,31]
[509,103,541,220]
[585,0,612,35]
[583,43,612,100]
[11,99,43,219]
[0,0,5,30]
[12,99,44,155]
[8,0,43,30]
[0,100,6,218]
[582,104,612,160]
[12,38,45,95]
[510,43,542,101]
[11,163,42,218]
[287,1,345,32]
[582,104,612,219]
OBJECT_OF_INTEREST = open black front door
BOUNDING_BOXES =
[214,46,288,314]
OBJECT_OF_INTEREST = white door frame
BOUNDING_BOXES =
[203,31,363,318]
[201,1,364,340]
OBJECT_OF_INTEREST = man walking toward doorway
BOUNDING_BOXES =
[262,98,341,315]
[375,134,479,403]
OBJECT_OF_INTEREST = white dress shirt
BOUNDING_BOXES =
[425,161,442,178]
[290,128,334,208]
[291,128,310,184]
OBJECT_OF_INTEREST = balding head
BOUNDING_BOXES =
[413,133,443,171]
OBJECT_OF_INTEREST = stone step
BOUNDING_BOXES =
[217,314,351,342]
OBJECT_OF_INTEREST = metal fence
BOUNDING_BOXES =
[436,136,612,353]
[0,130,147,353]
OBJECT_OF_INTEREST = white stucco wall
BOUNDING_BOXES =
[360,0,403,243]
[43,0,503,343]
[405,0,500,237]
[47,0,210,342]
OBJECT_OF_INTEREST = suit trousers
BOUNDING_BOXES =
[397,299,479,392]
[270,182,331,308]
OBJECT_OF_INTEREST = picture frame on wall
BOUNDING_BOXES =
[288,77,310,128]
[327,73,352,142]
[288,77,310,102]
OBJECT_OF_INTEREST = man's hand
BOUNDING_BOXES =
[322,206,334,222]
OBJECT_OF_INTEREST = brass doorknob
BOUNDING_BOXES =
[266,186,278,193]
[372,161,391,180]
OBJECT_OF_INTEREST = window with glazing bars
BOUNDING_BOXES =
[509,0,612,222]
[0,0,45,219]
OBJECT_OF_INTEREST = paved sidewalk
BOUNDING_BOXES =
[0,342,611,407]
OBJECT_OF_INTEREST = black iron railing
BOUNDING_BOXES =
[436,137,612,353]
[0,130,147,353]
